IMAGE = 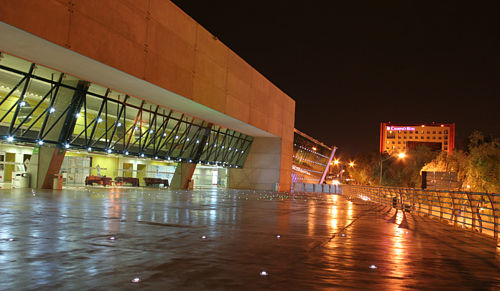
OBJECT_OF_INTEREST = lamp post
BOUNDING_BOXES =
[379,152,406,186]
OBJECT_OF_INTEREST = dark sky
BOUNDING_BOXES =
[171,0,500,155]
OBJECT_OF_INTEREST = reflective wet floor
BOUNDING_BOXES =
[1,188,499,290]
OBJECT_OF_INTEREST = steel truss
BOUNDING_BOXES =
[0,53,252,168]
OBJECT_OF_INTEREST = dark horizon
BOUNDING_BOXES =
[172,1,500,156]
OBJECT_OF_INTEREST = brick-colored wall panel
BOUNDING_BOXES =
[0,0,70,47]
[69,12,145,79]
[192,76,226,113]
[147,19,195,71]
[226,73,251,102]
[225,95,250,124]
[149,0,197,46]
[194,51,227,90]
[72,0,148,45]
[196,26,228,66]
[145,51,193,99]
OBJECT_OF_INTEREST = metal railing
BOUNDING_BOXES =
[343,185,500,239]
[292,182,342,194]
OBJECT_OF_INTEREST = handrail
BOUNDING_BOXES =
[342,185,500,240]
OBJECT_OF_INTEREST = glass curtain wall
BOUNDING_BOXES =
[292,129,332,184]
[0,52,252,168]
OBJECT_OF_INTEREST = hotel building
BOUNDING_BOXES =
[380,122,455,155]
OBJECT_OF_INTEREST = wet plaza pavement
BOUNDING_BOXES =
[1,188,500,290]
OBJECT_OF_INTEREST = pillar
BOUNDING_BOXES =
[170,162,196,190]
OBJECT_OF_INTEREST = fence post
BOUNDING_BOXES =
[485,192,498,239]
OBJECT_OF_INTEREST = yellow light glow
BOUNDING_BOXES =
[312,146,317,151]
[349,162,355,167]
[334,159,340,165]
[397,153,406,159]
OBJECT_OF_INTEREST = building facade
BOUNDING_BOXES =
[0,0,295,190]
[380,122,455,155]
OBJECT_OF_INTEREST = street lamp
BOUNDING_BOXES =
[379,152,406,186]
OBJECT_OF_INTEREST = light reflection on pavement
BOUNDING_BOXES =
[0,187,499,290]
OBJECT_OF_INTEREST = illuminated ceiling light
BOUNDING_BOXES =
[188,159,192,162]
[19,101,26,107]
[175,135,179,139]
[149,129,154,134]
[369,265,377,269]
[107,148,112,154]
[205,142,209,146]
[7,136,15,142]
[97,117,103,123]
[49,107,56,113]
[201,235,207,239]
[312,146,317,151]
[124,151,129,155]
[109,236,116,240]
[259,270,269,276]
[88,147,92,151]
[228,147,231,150]
[37,140,44,145]
[134,126,139,130]
[155,156,158,159]
[140,153,145,157]
[167,156,170,160]
[196,140,200,144]
[131,278,141,283]
[117,122,122,127]
[64,143,70,149]
[75,113,80,118]
[186,138,190,141]
[276,234,281,239]
[163,133,167,137]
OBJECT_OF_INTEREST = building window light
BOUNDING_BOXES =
[6,136,14,142]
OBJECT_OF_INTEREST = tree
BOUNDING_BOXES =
[463,131,500,193]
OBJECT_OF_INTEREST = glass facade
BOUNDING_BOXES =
[0,52,252,168]
[292,129,333,184]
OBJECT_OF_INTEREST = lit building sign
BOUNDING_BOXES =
[386,126,415,131]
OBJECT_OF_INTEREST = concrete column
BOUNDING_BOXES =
[28,147,66,189]
[170,162,196,190]
[228,137,282,191]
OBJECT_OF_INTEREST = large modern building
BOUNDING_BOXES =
[0,1,295,190]
[380,122,455,155]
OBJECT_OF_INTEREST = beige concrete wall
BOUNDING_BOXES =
[228,137,282,191]
[0,0,295,190]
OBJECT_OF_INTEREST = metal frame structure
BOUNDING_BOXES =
[0,52,252,168]
[343,185,500,240]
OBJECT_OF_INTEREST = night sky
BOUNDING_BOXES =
[172,0,500,156]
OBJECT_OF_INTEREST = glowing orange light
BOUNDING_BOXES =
[312,147,317,151]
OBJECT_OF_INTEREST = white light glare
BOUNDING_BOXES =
[97,117,103,123]
[107,149,112,154]
[260,270,269,276]
[117,122,122,127]
[64,143,70,149]
[124,151,129,155]
[369,265,377,269]
[88,147,92,151]
[49,107,56,113]
[131,277,141,283]
[38,140,44,145]
[201,235,207,239]
[19,101,26,107]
